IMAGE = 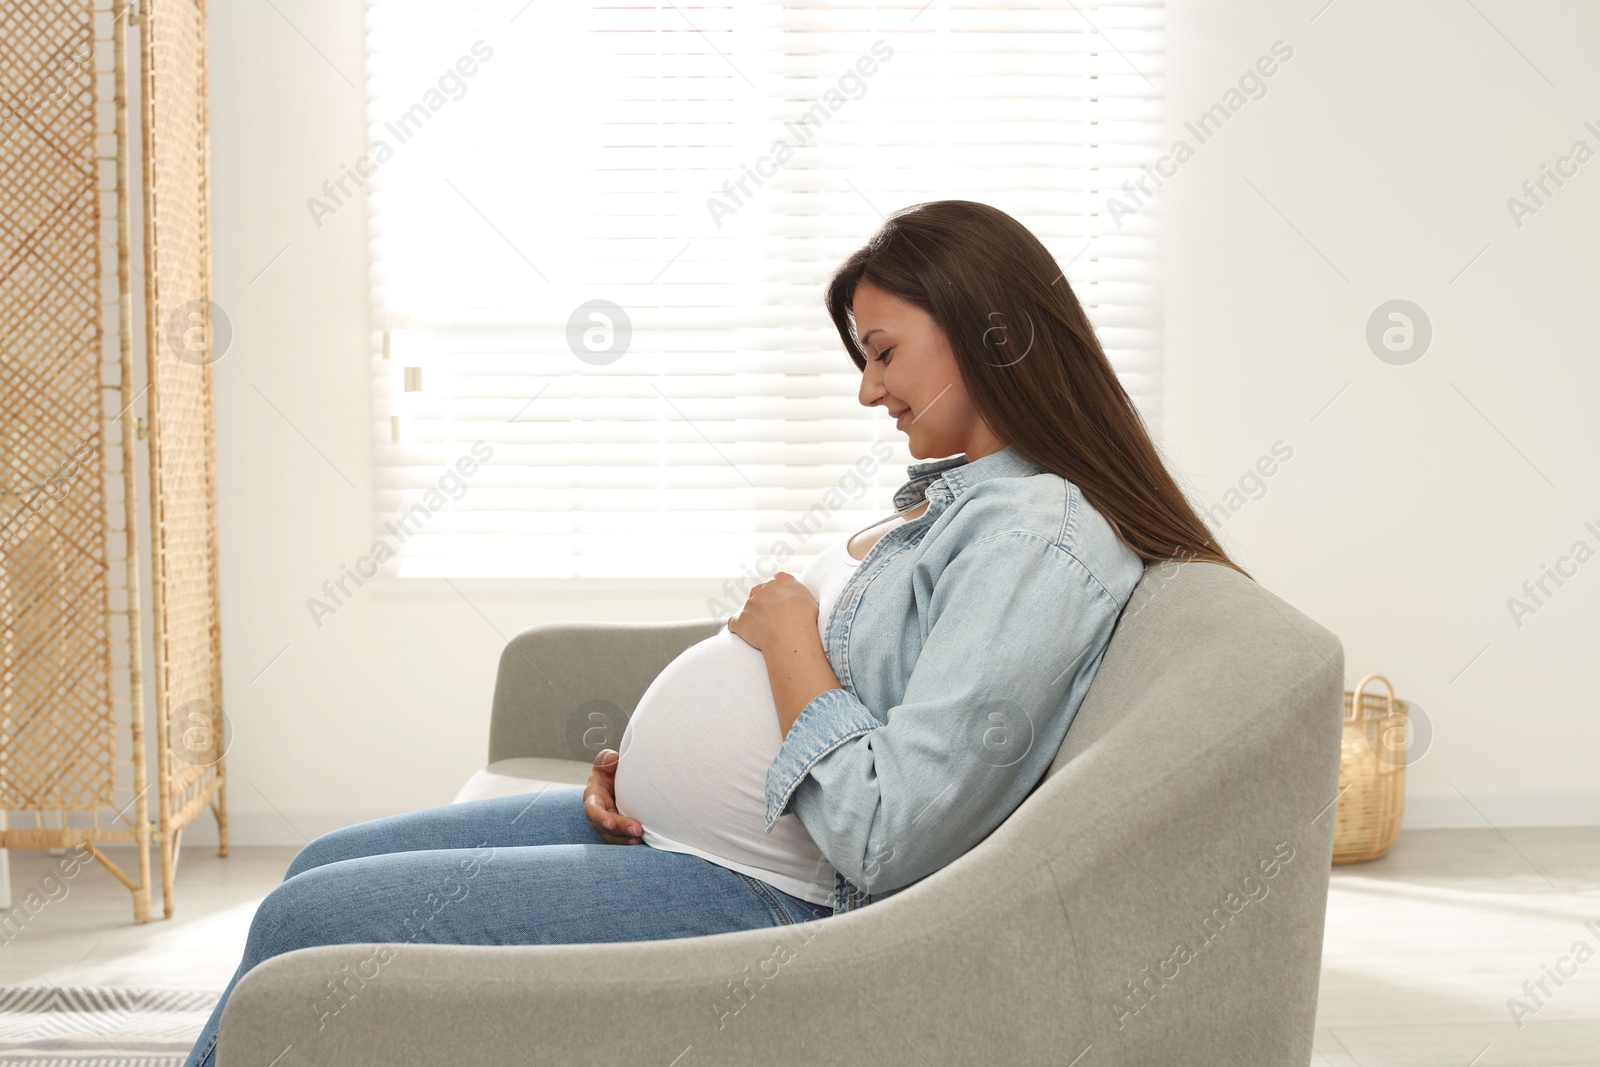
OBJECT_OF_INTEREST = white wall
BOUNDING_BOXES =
[200,0,729,847]
[194,0,1599,846]
[1160,0,1600,827]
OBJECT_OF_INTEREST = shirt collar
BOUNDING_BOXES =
[891,444,1047,511]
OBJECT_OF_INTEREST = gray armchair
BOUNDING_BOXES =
[218,561,1344,1065]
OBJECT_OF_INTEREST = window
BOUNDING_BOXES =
[363,0,1165,579]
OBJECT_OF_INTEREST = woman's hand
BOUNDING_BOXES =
[583,749,644,845]
[727,572,819,653]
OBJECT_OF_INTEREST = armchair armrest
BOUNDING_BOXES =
[214,803,1101,1067]
[487,618,722,764]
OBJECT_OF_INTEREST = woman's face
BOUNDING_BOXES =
[852,279,1006,461]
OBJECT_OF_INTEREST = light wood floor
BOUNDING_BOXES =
[1315,826,1600,1067]
[1,827,1597,1065]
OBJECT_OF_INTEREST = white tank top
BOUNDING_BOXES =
[614,534,863,904]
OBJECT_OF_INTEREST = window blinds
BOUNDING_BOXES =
[363,1,1165,579]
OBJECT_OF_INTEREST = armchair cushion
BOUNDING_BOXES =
[451,758,590,804]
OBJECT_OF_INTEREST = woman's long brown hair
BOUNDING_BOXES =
[826,199,1250,580]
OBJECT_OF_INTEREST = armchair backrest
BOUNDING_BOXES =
[1019,558,1345,1061]
[489,618,723,765]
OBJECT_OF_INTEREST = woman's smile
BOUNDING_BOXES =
[849,278,1006,461]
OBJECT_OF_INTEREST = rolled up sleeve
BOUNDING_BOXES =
[763,529,1127,897]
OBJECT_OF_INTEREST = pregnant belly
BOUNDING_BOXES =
[613,626,835,897]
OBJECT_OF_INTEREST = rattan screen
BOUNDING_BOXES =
[140,0,226,916]
[0,4,136,842]
[0,0,226,924]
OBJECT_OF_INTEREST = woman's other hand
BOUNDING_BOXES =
[727,571,819,653]
[583,749,644,845]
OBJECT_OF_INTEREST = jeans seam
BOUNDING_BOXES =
[735,872,795,927]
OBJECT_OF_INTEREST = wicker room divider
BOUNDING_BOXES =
[0,0,225,922]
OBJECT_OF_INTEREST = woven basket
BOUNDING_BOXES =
[1332,673,1409,864]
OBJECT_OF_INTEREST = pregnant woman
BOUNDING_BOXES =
[183,200,1245,1066]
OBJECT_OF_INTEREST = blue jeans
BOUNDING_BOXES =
[183,786,831,1067]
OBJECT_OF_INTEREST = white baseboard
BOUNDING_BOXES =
[1400,789,1600,829]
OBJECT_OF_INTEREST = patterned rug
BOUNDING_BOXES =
[0,987,217,1066]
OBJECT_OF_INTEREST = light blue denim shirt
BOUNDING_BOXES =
[763,444,1146,916]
